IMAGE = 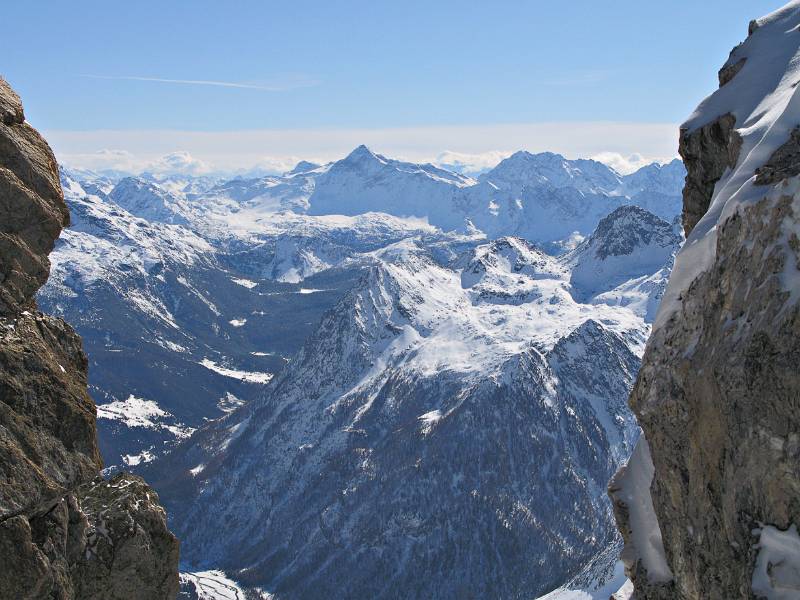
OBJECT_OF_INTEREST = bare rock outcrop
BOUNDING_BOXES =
[0,77,179,599]
[678,112,740,236]
[611,4,800,599]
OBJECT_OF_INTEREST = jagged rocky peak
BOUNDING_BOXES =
[568,206,680,300]
[583,205,679,261]
[611,3,800,599]
[0,77,179,599]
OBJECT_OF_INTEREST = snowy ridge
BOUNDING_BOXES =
[658,1,800,329]
[143,211,675,598]
[179,570,252,599]
[59,147,683,279]
[479,151,624,195]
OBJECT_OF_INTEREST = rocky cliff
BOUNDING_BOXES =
[0,78,179,599]
[610,3,800,599]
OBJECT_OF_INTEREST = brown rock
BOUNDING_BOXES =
[0,77,180,599]
[718,56,746,87]
[678,113,740,236]
[626,191,800,599]
[0,77,67,316]
[612,6,800,598]
[755,126,800,185]
[72,474,180,600]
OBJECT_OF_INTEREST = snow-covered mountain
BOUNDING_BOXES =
[142,211,678,598]
[567,206,682,319]
[122,148,681,257]
[619,158,684,197]
[480,150,624,194]
[41,168,478,470]
[109,176,193,225]
[308,145,476,230]
[44,148,685,598]
[302,147,684,247]
[41,172,282,468]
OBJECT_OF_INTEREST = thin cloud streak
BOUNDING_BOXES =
[79,74,317,92]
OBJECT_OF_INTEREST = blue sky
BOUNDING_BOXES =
[2,0,781,173]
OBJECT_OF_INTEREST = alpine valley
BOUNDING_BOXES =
[40,146,685,598]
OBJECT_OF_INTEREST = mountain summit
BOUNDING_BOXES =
[140,206,674,597]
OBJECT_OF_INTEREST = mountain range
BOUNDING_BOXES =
[40,147,685,597]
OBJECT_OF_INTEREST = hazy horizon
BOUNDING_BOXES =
[4,0,780,175]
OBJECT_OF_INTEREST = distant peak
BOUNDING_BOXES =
[332,145,390,172]
[115,175,148,188]
[594,205,671,237]
[287,160,321,175]
[345,144,378,161]
[585,205,680,260]
[505,150,563,163]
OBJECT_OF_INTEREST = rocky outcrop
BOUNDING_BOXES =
[0,80,67,315]
[0,77,179,599]
[754,126,800,186]
[611,4,800,599]
[678,112,740,236]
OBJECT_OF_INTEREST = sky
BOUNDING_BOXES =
[1,0,783,175]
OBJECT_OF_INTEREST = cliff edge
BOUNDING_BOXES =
[0,78,179,599]
[610,3,800,599]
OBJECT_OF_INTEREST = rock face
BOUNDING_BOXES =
[0,80,67,315]
[0,77,179,599]
[611,4,800,599]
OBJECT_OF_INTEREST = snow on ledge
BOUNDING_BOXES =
[231,278,258,289]
[656,1,800,331]
[180,570,254,599]
[610,435,673,583]
[199,358,273,384]
[752,523,800,599]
